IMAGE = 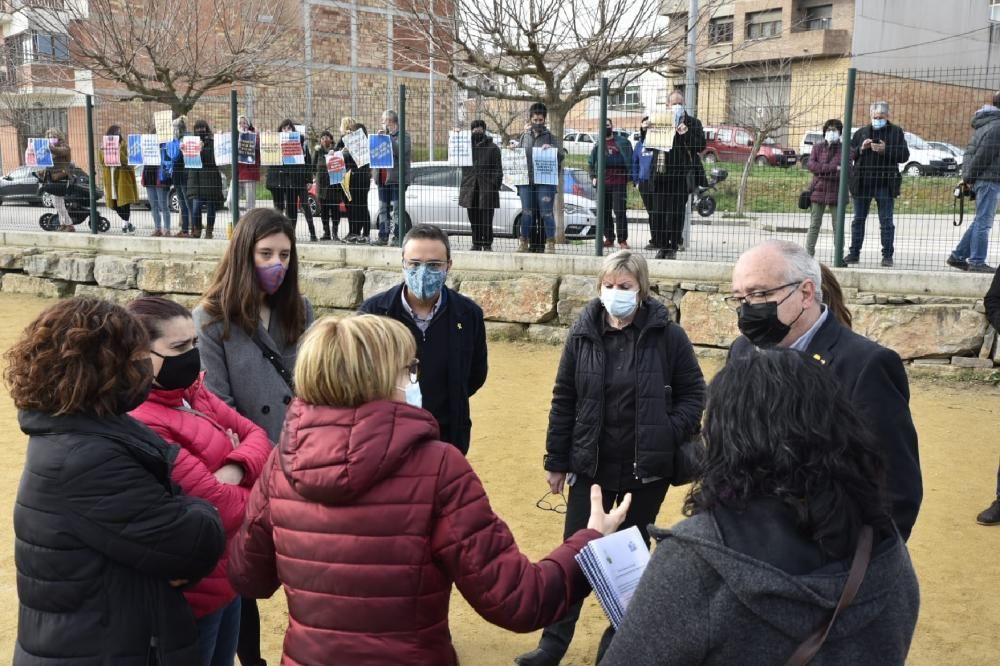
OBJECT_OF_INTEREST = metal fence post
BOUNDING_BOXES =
[397,84,408,244]
[596,77,608,256]
[229,89,239,237]
[834,67,857,267]
[85,94,99,234]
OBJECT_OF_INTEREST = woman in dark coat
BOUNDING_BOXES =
[266,118,314,236]
[515,250,706,666]
[806,119,844,258]
[459,119,502,251]
[7,297,225,666]
[187,119,226,239]
[338,120,373,243]
[313,130,339,241]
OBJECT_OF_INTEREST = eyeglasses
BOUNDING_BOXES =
[723,281,801,311]
[402,259,447,272]
[403,358,420,384]
[535,491,567,514]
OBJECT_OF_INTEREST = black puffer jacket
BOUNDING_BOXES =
[544,298,705,481]
[14,410,226,666]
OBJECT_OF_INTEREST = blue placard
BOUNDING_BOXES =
[32,138,54,167]
[369,134,394,169]
[127,134,143,166]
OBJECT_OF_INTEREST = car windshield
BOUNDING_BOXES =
[906,133,930,150]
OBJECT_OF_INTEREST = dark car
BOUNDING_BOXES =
[0,165,102,207]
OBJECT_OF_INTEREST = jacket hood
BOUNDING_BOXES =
[972,106,1000,128]
[277,398,440,504]
[663,514,913,643]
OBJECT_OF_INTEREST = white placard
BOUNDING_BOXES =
[343,128,370,167]
[448,130,473,166]
[141,134,161,165]
[532,146,558,186]
[214,132,232,166]
[501,147,529,188]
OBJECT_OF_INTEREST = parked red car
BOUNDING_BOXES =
[701,125,797,167]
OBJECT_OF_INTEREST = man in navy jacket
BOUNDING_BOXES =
[728,240,922,540]
[359,224,488,455]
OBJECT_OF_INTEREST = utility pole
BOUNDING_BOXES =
[686,0,698,116]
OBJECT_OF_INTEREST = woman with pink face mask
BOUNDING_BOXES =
[192,207,313,666]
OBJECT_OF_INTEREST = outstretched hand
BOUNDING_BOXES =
[586,484,632,536]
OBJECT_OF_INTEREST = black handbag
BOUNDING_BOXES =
[798,189,812,210]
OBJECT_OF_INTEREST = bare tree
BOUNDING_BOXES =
[466,94,528,145]
[395,0,726,240]
[25,0,301,117]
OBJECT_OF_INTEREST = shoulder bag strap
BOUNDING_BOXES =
[784,525,874,666]
[251,332,295,391]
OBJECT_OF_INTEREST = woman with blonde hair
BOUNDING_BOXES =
[228,314,630,666]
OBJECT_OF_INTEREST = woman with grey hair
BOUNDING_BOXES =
[515,250,707,666]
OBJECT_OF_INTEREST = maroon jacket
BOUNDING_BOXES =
[228,399,600,666]
[808,140,843,205]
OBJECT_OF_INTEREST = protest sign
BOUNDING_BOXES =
[24,141,37,167]
[369,134,393,169]
[238,132,257,165]
[141,135,161,165]
[343,128,369,167]
[32,138,54,168]
[280,132,304,165]
[154,110,173,142]
[127,135,143,166]
[260,132,280,166]
[326,151,346,185]
[501,148,528,188]
[532,146,558,186]
[643,126,675,151]
[102,135,121,166]
[181,136,202,169]
[448,130,473,166]
[214,132,232,166]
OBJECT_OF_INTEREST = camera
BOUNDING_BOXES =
[954,181,976,200]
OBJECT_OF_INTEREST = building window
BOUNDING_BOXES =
[803,4,833,30]
[992,0,1000,22]
[746,9,782,40]
[609,85,641,111]
[708,16,734,44]
[6,31,70,66]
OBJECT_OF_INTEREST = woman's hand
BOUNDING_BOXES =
[546,471,567,495]
[214,464,245,486]
[587,484,632,536]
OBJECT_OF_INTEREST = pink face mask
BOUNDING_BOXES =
[256,262,287,295]
[48,137,58,146]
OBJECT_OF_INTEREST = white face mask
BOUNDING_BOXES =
[600,287,639,319]
[825,130,841,143]
[671,104,685,125]
[397,381,422,409]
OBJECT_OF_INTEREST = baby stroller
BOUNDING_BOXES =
[38,173,110,232]
[692,167,728,218]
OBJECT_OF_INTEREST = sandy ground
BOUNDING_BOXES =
[0,293,998,664]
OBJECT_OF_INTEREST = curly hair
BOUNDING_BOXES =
[4,298,151,417]
[685,347,890,560]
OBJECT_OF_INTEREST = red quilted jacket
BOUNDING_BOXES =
[228,399,601,666]
[130,375,273,617]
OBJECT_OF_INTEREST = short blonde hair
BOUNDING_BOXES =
[45,127,64,141]
[295,315,416,408]
[340,116,357,134]
[597,250,650,300]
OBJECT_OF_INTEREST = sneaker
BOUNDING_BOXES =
[514,647,562,666]
[947,255,970,271]
[517,238,529,253]
[969,263,996,273]
[842,253,860,264]
[122,223,136,235]
[881,256,894,268]
[619,241,630,250]
[977,499,1000,525]
[545,239,556,254]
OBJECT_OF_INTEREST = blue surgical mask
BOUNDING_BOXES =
[601,287,639,319]
[871,118,887,130]
[672,104,685,125]
[397,381,422,408]
[403,264,447,301]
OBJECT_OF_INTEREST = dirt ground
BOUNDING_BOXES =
[0,293,998,664]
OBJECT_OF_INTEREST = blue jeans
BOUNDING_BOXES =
[196,597,240,666]
[146,186,171,232]
[378,183,399,241]
[850,187,895,258]
[952,180,1000,266]
[191,199,217,232]
[175,180,192,233]
[518,184,557,240]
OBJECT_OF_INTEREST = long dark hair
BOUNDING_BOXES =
[200,208,306,344]
[127,296,191,342]
[685,348,890,559]
[821,263,852,329]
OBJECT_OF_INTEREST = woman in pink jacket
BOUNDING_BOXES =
[128,296,273,666]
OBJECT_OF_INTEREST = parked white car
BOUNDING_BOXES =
[563,129,631,156]
[928,141,965,166]
[799,128,958,176]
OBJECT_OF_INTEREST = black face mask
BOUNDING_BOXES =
[736,287,804,348]
[605,128,613,138]
[151,347,201,391]
[472,131,486,144]
[532,122,545,133]
[118,358,154,413]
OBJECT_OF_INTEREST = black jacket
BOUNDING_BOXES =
[359,284,488,454]
[645,113,707,196]
[849,122,909,197]
[186,136,225,203]
[14,410,225,665]
[984,268,1000,332]
[962,108,1000,184]
[545,298,705,481]
[266,135,313,191]
[730,315,923,541]
[460,135,503,210]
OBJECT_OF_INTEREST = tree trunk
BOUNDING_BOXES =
[549,110,567,242]
[735,136,766,216]
[171,99,196,119]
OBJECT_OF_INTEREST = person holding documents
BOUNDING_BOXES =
[515,251,706,666]
[641,91,705,260]
[600,348,920,666]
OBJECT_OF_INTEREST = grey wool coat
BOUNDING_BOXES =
[193,300,314,443]
[600,512,920,666]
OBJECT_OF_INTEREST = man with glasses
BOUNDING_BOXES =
[360,224,488,454]
[728,240,922,540]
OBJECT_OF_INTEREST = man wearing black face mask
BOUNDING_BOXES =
[459,120,503,251]
[728,240,922,542]
[588,118,633,250]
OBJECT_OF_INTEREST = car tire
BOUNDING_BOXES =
[755,155,770,167]
[39,213,60,231]
[903,162,922,177]
[702,152,717,165]
[41,192,54,208]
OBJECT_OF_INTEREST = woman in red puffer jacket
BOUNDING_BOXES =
[228,314,632,666]
[128,297,273,666]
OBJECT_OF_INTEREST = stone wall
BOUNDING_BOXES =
[0,231,996,373]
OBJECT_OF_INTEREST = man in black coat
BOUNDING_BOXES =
[728,240,922,541]
[459,119,503,251]
[845,101,910,268]
[359,224,488,454]
[978,268,1000,524]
